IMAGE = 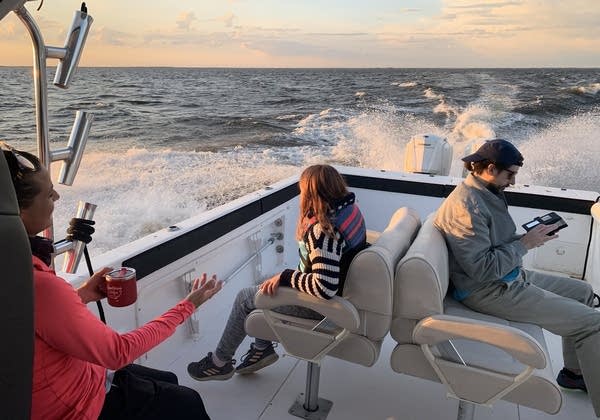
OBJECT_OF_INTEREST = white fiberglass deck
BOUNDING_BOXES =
[159,301,596,420]
[109,253,595,420]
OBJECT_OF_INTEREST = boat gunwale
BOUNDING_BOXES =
[117,168,597,283]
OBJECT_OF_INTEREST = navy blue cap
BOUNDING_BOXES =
[462,139,524,167]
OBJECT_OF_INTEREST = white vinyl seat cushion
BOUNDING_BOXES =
[390,216,562,415]
[245,206,421,366]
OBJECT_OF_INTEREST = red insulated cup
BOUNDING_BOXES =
[105,267,137,307]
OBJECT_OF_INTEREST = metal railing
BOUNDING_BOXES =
[14,3,94,242]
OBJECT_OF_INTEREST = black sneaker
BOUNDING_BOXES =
[187,352,235,381]
[556,368,587,392]
[235,343,279,375]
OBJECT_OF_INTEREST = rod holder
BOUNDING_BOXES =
[13,3,94,245]
[53,238,75,256]
[52,110,93,186]
[53,3,93,89]
[62,201,97,273]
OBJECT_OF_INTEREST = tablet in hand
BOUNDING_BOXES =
[522,212,567,236]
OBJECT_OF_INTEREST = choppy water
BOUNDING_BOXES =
[1,67,599,253]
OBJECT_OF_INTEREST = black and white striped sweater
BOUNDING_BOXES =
[278,223,347,300]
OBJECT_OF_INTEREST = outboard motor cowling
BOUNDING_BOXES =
[404,134,453,176]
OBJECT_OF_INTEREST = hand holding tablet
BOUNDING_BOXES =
[522,212,568,236]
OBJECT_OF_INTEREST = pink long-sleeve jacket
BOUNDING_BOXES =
[31,256,195,419]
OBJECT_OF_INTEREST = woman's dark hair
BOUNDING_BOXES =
[2,148,43,209]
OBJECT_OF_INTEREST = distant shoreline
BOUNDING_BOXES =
[1,66,600,70]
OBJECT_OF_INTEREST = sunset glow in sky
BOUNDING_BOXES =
[1,0,599,67]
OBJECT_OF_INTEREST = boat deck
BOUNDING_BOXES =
[155,298,596,420]
[83,168,599,420]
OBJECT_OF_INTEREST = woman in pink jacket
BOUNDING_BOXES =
[3,142,221,420]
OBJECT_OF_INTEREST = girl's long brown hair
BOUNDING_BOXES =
[295,164,349,240]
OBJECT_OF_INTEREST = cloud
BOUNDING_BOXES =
[92,26,129,46]
[133,0,599,67]
[8,0,592,67]
[219,12,236,28]
[0,19,23,39]
[242,39,323,57]
[447,1,522,10]
[176,11,197,31]
[306,32,368,37]
[140,28,239,49]
[0,13,64,43]
[373,0,600,65]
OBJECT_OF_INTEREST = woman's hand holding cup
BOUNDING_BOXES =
[185,273,222,309]
[77,267,113,304]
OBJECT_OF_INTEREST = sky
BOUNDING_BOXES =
[1,0,599,67]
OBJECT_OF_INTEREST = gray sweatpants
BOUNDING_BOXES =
[463,269,600,416]
[215,286,322,362]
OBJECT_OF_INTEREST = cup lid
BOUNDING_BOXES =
[106,267,136,280]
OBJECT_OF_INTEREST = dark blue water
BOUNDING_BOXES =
[2,67,599,151]
[1,67,599,252]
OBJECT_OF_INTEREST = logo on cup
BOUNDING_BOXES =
[107,285,123,301]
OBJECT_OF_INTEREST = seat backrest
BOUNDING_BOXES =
[390,216,563,415]
[392,216,449,343]
[342,207,421,340]
[0,153,34,418]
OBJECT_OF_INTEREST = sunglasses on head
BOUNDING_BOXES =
[1,141,39,175]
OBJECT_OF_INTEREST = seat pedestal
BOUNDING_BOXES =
[457,400,475,420]
[288,362,333,420]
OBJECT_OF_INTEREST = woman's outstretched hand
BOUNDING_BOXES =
[77,267,113,304]
[185,273,223,309]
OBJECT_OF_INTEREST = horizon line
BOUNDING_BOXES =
[1,65,599,70]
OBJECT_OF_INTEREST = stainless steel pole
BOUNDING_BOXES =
[15,5,53,241]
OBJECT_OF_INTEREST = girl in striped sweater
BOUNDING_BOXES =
[188,164,366,381]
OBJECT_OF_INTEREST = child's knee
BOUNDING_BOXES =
[580,281,595,306]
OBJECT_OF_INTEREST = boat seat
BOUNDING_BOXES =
[245,206,421,417]
[390,216,562,419]
[0,152,34,418]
